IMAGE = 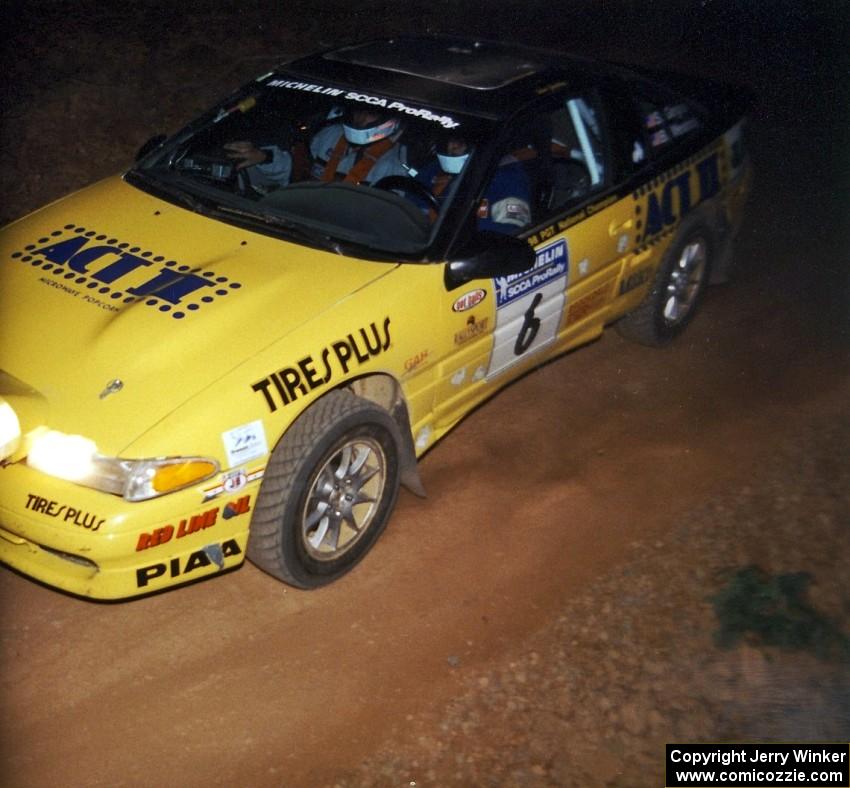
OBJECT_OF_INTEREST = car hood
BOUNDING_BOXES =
[0,176,396,454]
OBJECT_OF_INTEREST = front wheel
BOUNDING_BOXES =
[248,389,401,588]
[616,218,713,346]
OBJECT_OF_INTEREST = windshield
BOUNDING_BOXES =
[130,73,493,257]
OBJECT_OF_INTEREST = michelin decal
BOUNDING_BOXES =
[487,239,568,378]
[266,79,460,128]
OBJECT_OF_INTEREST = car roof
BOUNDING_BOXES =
[283,35,605,120]
[324,37,558,90]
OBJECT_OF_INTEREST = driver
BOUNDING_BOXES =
[224,109,408,188]
[416,135,532,234]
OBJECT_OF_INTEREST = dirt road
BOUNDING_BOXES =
[1,2,847,786]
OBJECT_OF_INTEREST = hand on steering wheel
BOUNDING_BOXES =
[224,141,267,169]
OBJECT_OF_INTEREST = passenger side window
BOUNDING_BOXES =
[484,92,611,232]
[475,121,537,236]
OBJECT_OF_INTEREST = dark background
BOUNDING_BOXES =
[1,0,847,227]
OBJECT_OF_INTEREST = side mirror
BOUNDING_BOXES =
[135,134,168,162]
[445,231,535,289]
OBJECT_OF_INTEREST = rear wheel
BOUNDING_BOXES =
[616,218,713,346]
[248,389,401,588]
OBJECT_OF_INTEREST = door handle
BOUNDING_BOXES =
[608,218,633,236]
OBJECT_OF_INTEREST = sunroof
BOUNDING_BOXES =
[324,38,550,90]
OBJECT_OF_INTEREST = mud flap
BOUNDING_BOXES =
[390,399,426,498]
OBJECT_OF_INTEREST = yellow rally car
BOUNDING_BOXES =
[0,36,751,598]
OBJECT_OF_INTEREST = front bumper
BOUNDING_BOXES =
[0,461,258,599]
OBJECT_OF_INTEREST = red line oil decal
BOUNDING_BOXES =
[135,495,251,551]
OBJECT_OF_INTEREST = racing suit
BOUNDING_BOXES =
[252,124,408,187]
[416,155,532,234]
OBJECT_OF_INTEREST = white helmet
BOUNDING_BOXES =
[343,113,399,146]
[437,150,469,174]
[437,137,470,174]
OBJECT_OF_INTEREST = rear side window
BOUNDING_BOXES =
[636,92,702,154]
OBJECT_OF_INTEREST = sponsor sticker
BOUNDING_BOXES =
[222,421,268,468]
[136,538,243,587]
[404,350,429,374]
[493,239,568,308]
[265,79,460,128]
[10,230,242,320]
[25,493,104,531]
[136,495,251,551]
[452,288,486,313]
[203,467,265,501]
[487,239,569,379]
[415,425,432,450]
[451,368,466,386]
[252,317,391,413]
[454,316,489,346]
[566,281,613,327]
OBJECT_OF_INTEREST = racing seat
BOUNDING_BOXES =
[506,116,555,223]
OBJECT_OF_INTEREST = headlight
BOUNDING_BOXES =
[26,429,218,502]
[0,400,22,461]
[26,430,97,481]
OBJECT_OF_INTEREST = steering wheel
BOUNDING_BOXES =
[174,150,260,198]
[371,175,441,213]
[231,167,255,197]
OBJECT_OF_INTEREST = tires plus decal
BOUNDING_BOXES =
[136,539,243,588]
[487,239,568,379]
[25,493,104,531]
[252,317,391,412]
[135,495,251,551]
[633,149,722,248]
[8,226,243,320]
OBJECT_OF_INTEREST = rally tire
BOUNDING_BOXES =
[616,216,713,347]
[247,389,401,589]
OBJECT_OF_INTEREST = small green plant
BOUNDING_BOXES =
[710,565,850,661]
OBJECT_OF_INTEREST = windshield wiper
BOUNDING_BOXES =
[126,169,209,214]
[128,171,347,255]
[213,204,345,255]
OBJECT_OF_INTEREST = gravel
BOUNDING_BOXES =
[330,408,849,787]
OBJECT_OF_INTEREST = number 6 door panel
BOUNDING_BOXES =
[487,237,568,379]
